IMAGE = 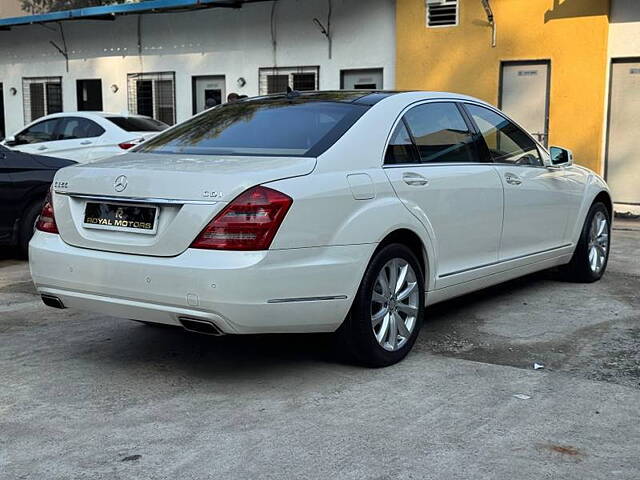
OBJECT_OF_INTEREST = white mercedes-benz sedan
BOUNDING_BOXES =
[29,91,612,367]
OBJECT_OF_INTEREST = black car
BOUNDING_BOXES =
[0,145,75,253]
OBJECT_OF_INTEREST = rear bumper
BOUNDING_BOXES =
[29,232,375,334]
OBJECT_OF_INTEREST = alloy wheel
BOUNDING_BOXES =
[587,211,609,273]
[371,258,420,351]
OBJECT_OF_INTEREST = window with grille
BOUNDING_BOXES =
[259,67,319,95]
[427,0,458,27]
[127,72,176,125]
[22,77,62,124]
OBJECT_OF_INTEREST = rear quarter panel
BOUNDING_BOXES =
[266,94,446,291]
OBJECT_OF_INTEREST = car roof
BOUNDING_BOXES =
[244,90,402,106]
[241,90,490,107]
[34,112,150,120]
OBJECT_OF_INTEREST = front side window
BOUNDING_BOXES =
[16,119,59,145]
[466,104,543,166]
[136,99,368,157]
[403,102,476,163]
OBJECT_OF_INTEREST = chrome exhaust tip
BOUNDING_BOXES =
[41,294,65,309]
[178,317,225,336]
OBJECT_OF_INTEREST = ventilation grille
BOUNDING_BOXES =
[259,67,319,95]
[127,72,176,125]
[427,0,458,27]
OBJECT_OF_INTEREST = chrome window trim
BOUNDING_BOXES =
[54,191,218,205]
[382,162,495,169]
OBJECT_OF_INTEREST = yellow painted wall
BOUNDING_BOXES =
[396,0,610,173]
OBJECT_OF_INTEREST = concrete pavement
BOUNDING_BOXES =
[0,221,638,479]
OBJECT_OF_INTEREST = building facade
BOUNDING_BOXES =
[1,0,639,212]
[396,0,638,213]
[0,0,396,135]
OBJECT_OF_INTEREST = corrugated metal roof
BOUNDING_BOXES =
[0,0,267,29]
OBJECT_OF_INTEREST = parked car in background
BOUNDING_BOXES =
[29,91,612,367]
[0,145,75,253]
[2,113,168,163]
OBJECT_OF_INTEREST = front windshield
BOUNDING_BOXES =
[135,98,369,157]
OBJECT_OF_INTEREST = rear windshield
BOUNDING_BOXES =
[135,99,369,157]
[106,116,168,132]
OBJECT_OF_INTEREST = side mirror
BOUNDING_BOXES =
[4,136,17,147]
[550,146,573,166]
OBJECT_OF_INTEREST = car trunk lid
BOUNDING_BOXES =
[52,152,315,256]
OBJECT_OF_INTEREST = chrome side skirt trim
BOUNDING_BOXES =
[55,191,218,205]
[267,295,348,304]
[439,244,573,278]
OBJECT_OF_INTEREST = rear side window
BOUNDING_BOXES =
[403,103,476,163]
[106,116,168,132]
[385,121,418,165]
[136,100,368,157]
[57,117,105,140]
[465,104,542,166]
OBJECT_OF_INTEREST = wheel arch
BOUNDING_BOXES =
[593,190,613,219]
[374,228,432,289]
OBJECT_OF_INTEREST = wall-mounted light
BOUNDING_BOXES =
[110,84,119,93]
[237,77,246,88]
[9,87,17,96]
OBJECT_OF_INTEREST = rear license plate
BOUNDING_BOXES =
[83,202,158,235]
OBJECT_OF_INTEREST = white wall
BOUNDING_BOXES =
[0,0,396,135]
[608,0,640,57]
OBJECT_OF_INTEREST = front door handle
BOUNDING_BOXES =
[37,145,48,151]
[402,172,429,186]
[504,172,522,186]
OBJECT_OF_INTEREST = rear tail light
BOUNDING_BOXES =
[36,189,58,234]
[191,186,292,251]
[118,138,144,150]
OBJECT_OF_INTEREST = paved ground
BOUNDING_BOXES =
[0,220,638,479]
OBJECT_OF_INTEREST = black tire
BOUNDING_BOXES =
[560,202,611,283]
[19,201,44,256]
[336,243,425,367]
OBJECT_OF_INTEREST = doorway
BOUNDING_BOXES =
[192,76,226,113]
[606,59,640,207]
[340,69,383,90]
[76,79,103,111]
[499,61,550,146]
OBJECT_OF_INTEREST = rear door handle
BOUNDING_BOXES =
[37,145,48,151]
[402,172,429,186]
[80,140,93,145]
[504,172,522,186]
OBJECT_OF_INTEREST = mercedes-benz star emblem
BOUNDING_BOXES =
[114,175,128,193]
